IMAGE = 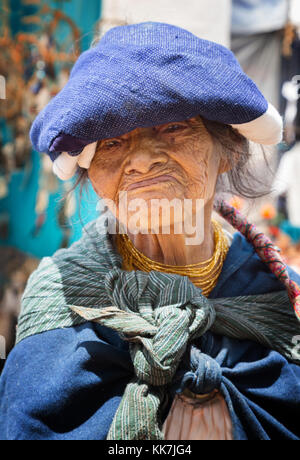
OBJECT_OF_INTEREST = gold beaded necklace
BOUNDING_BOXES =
[116,219,229,297]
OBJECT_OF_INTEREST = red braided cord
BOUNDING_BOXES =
[214,199,300,321]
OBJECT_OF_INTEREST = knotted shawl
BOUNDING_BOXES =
[17,201,300,440]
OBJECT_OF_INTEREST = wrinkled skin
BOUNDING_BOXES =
[89,117,231,265]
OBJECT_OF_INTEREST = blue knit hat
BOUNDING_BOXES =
[29,22,283,180]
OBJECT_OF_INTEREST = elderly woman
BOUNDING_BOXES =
[0,22,300,441]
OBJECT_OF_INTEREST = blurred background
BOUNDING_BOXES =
[1,0,300,368]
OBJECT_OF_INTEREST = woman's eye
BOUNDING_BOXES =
[163,124,186,134]
[103,140,122,149]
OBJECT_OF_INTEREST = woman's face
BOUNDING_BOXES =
[89,116,227,232]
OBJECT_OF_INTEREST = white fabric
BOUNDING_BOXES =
[77,142,98,169]
[282,80,299,125]
[53,152,78,181]
[53,142,98,180]
[231,103,283,145]
[273,142,300,227]
[290,0,300,27]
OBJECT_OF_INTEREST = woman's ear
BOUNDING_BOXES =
[217,146,240,175]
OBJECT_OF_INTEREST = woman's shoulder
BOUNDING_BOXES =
[211,231,300,298]
[18,220,121,344]
[0,322,132,440]
[23,216,121,304]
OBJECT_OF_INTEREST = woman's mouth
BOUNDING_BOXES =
[127,174,178,191]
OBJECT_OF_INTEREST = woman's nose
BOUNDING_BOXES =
[124,149,168,175]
